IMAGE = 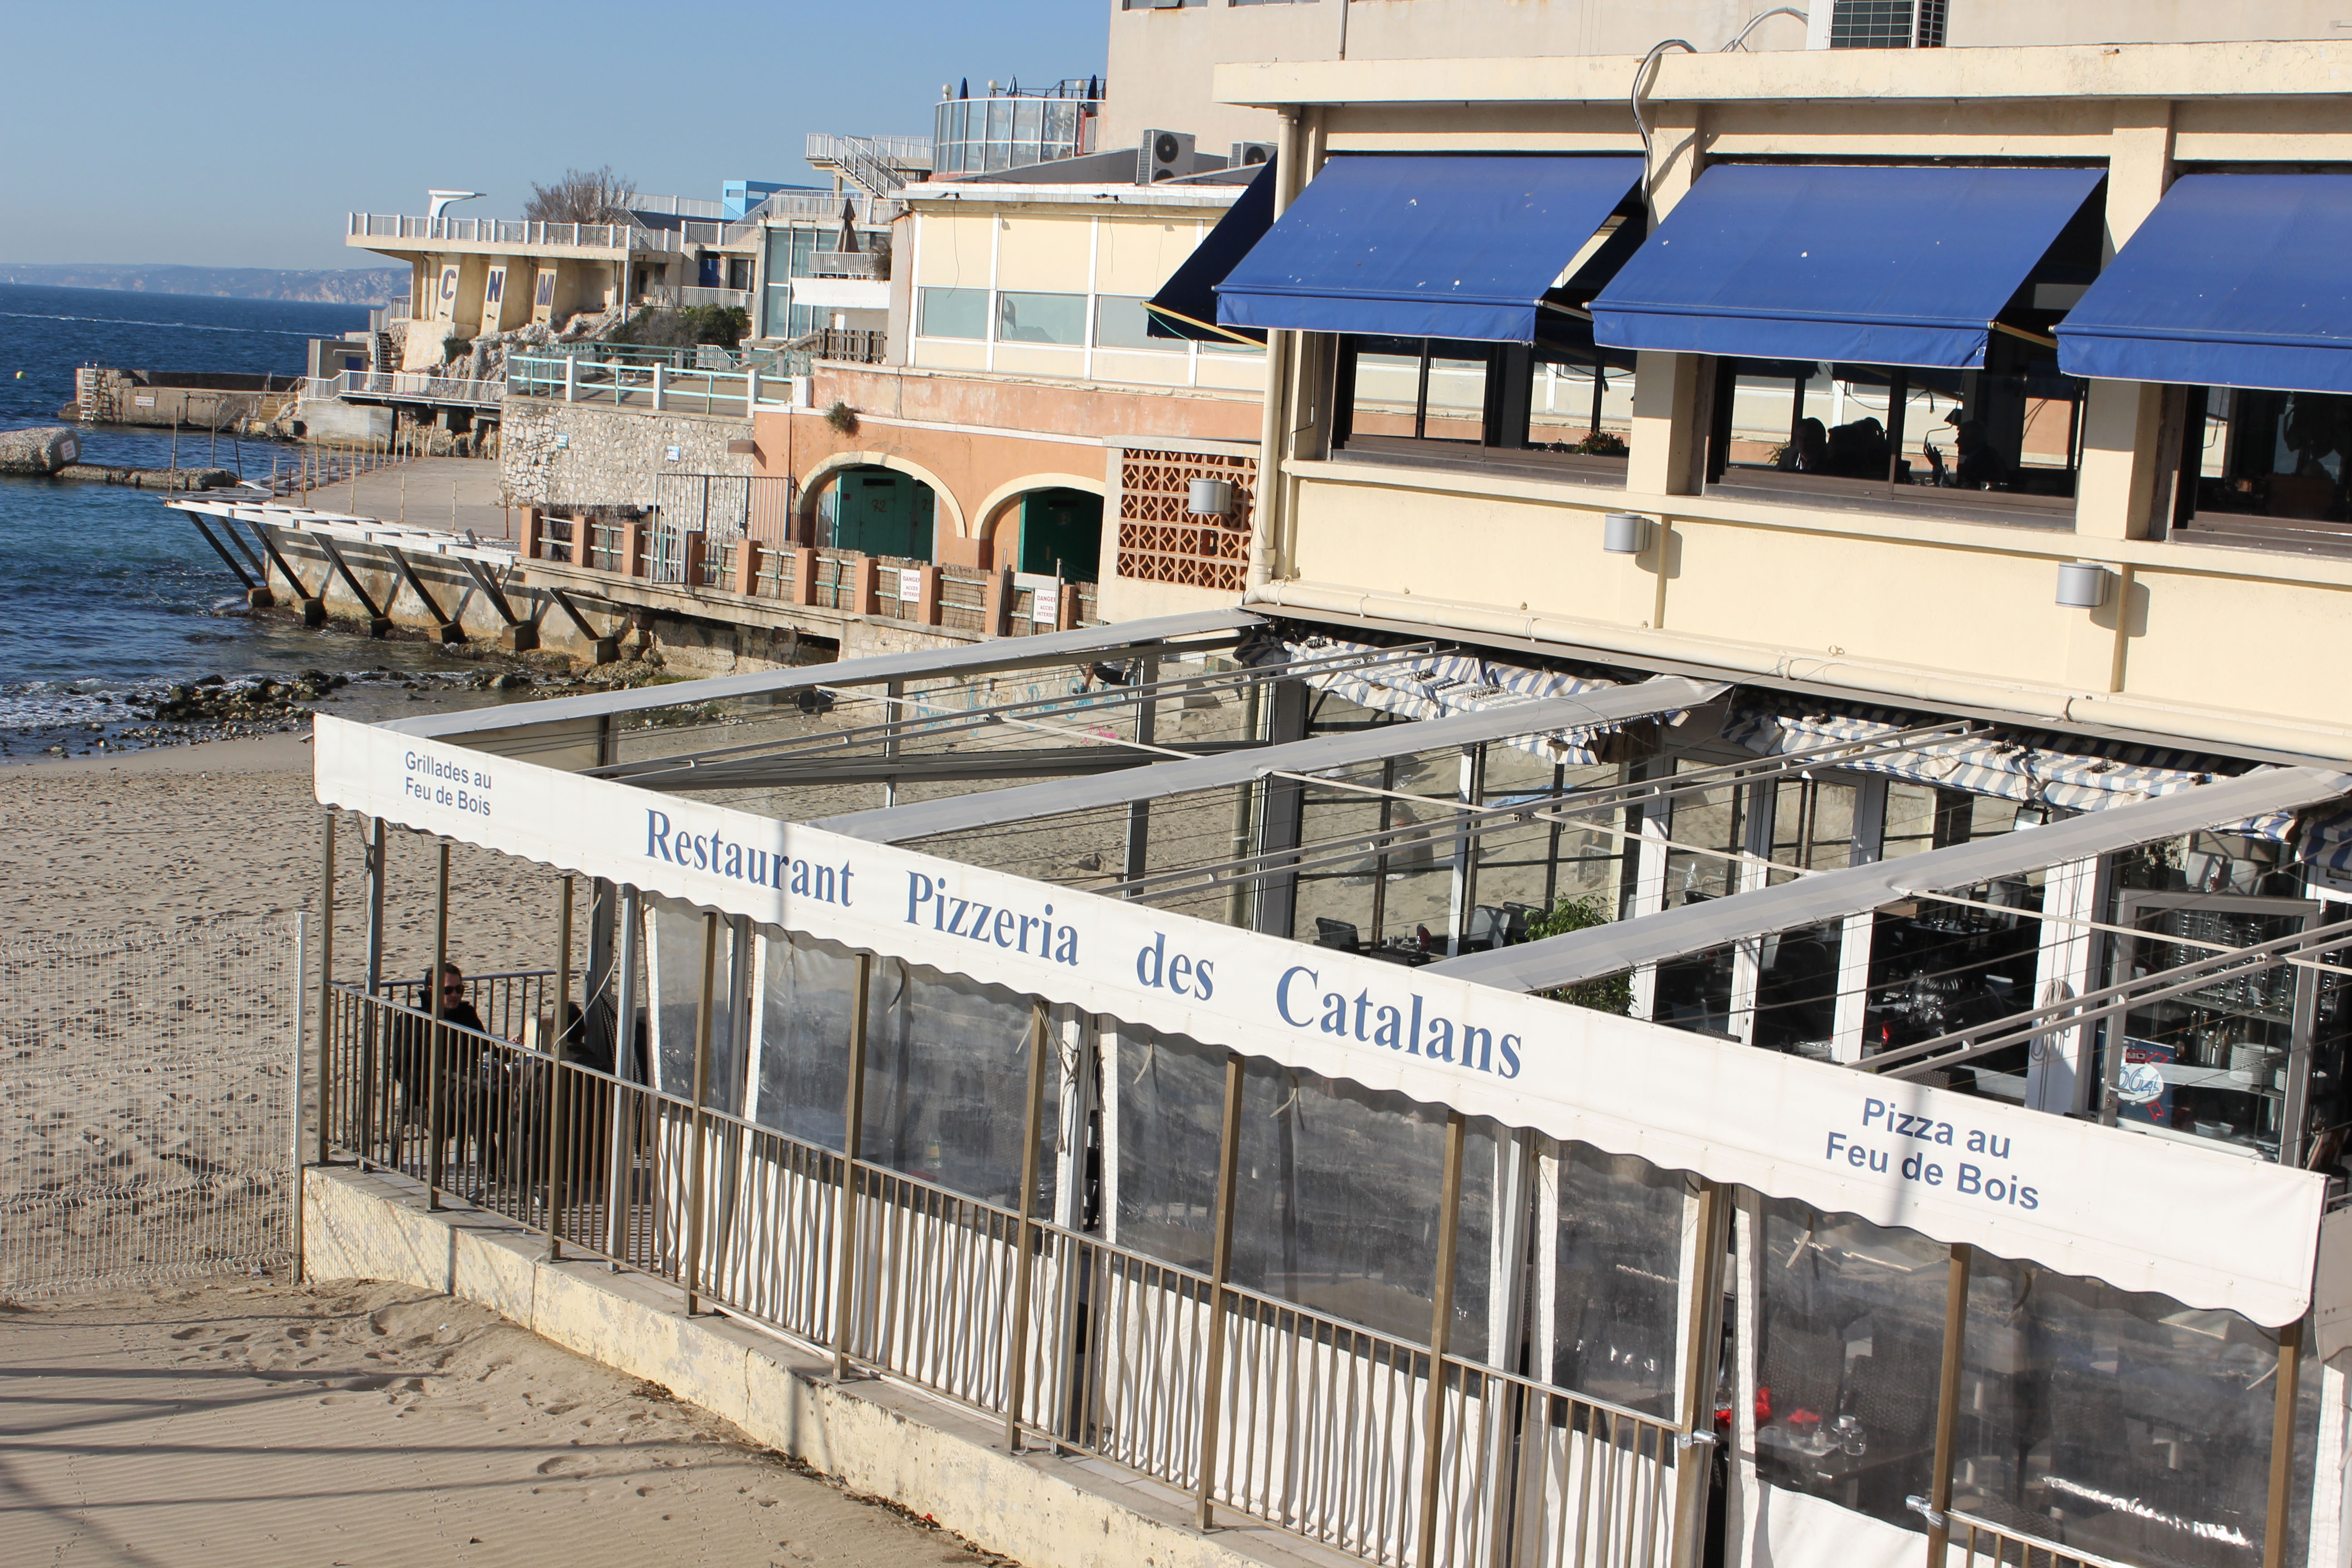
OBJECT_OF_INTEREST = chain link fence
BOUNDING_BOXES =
[0,916,299,1299]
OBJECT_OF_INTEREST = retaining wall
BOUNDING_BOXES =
[303,1166,1338,1568]
[503,397,757,511]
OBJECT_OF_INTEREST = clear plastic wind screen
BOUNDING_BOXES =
[0,916,296,1298]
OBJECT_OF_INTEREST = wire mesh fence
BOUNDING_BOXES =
[0,916,299,1299]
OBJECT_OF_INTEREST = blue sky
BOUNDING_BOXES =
[0,0,1107,271]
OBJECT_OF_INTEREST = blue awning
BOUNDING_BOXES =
[1214,154,1646,343]
[1591,164,2106,369]
[2056,174,2352,394]
[1145,159,1275,344]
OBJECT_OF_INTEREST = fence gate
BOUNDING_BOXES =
[0,916,298,1298]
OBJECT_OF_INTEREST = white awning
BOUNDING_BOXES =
[315,712,2331,1326]
[1430,764,2352,993]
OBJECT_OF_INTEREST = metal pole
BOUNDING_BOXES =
[427,841,450,1210]
[1195,1051,1248,1531]
[545,876,573,1259]
[832,953,873,1379]
[1670,1180,1731,1568]
[1414,1112,1467,1568]
[363,818,386,995]
[606,886,641,1269]
[1004,1000,1051,1451]
[1224,682,1264,930]
[314,811,336,1167]
[1122,655,1159,888]
[684,911,718,1316]
[2264,1317,2305,1568]
[1922,1242,1974,1568]
[292,911,309,1284]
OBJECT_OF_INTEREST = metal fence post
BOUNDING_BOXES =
[832,953,873,1379]
[545,876,573,1259]
[314,811,336,1167]
[564,354,577,403]
[1004,1000,1051,1451]
[427,840,450,1210]
[1414,1112,1467,1568]
[606,885,641,1269]
[2265,1316,2305,1568]
[684,911,717,1316]
[292,911,309,1284]
[1195,1051,1247,1531]
[1922,1242,1974,1568]
[1671,1179,1732,1568]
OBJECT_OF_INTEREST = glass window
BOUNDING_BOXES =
[1112,1022,1225,1271]
[997,291,1088,346]
[1230,1058,1497,1360]
[750,930,862,1150]
[985,98,1011,141]
[1013,98,1042,143]
[861,960,1056,1212]
[918,287,988,340]
[1336,335,1637,474]
[1550,1143,1686,1415]
[645,899,746,1116]
[2176,387,2352,542]
[1754,1198,1951,1534]
[1095,294,1177,352]
[1957,1254,2290,1568]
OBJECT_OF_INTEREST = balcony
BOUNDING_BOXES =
[645,284,755,311]
[346,213,685,255]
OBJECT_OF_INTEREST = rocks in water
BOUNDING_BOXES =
[51,463,241,490]
[0,426,83,475]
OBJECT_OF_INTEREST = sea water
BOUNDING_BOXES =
[0,283,510,755]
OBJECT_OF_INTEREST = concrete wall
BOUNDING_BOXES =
[504,397,757,511]
[293,397,393,447]
[302,1166,1324,1568]
[1107,0,2352,154]
[758,371,1257,571]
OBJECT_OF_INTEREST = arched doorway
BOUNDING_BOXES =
[818,465,936,560]
[1014,486,1103,583]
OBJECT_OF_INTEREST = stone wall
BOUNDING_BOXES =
[502,396,756,511]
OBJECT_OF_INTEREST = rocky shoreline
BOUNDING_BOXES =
[2,654,679,763]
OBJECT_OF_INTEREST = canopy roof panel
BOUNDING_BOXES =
[1591,163,2106,369]
[1215,153,1646,343]
[2057,173,2352,394]
[818,674,1724,843]
[1429,764,2352,993]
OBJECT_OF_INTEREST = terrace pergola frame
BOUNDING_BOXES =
[304,607,2347,1568]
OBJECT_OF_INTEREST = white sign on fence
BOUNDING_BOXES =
[897,568,923,605]
[315,714,2325,1327]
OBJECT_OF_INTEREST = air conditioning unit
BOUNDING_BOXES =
[1228,141,1276,169]
[1137,130,1195,185]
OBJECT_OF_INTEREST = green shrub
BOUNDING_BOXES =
[1524,893,1633,1014]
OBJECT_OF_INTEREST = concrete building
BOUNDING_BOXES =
[291,13,2352,1568]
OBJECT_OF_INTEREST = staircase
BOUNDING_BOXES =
[74,367,111,424]
[372,330,400,373]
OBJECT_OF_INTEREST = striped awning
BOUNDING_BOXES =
[2299,804,2352,876]
[1284,638,1631,764]
[1720,702,2305,843]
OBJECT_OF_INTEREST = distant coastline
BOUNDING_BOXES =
[0,265,402,305]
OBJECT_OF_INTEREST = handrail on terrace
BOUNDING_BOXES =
[316,978,1688,1568]
[346,213,685,253]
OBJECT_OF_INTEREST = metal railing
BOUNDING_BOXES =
[1948,1510,2144,1568]
[376,970,551,1041]
[805,132,935,168]
[629,192,727,219]
[646,284,755,310]
[797,251,885,281]
[721,190,903,245]
[317,982,1687,1568]
[505,351,799,415]
[347,213,684,253]
[307,370,505,408]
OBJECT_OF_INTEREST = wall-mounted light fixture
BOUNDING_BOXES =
[1602,512,1652,554]
[1189,478,1235,516]
[2055,561,2111,608]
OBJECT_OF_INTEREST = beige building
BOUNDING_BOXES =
[1107,0,2352,161]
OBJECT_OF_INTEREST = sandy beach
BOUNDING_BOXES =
[0,1277,1009,1568]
